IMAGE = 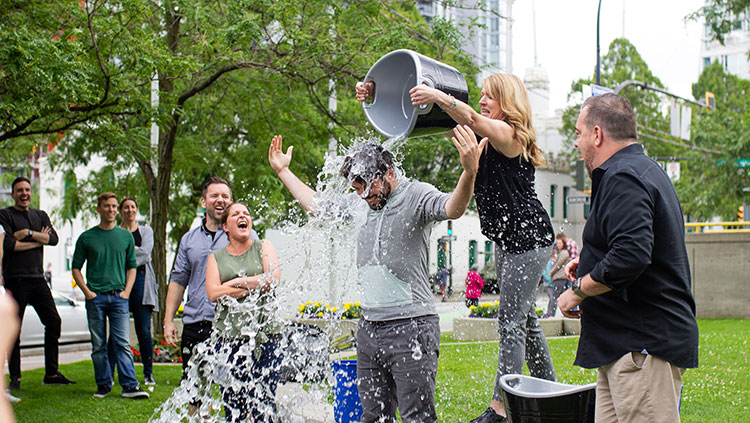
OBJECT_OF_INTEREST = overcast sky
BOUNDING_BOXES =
[510,0,706,111]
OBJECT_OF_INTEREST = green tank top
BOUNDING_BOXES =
[212,241,281,341]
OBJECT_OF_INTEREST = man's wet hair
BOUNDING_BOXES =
[340,143,394,184]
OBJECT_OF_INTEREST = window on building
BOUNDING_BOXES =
[563,186,569,219]
[550,184,557,218]
[484,241,493,264]
[703,57,711,68]
[468,240,477,268]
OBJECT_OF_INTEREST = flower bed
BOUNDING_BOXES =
[132,335,182,364]
[297,301,362,320]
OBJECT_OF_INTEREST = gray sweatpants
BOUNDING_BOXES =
[493,245,556,401]
[356,315,440,423]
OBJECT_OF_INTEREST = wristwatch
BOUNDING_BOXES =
[28,229,33,237]
[572,277,588,299]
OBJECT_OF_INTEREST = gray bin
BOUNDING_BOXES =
[362,49,469,139]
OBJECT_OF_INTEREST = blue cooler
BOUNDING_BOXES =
[332,359,362,423]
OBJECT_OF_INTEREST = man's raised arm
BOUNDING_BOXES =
[268,135,317,214]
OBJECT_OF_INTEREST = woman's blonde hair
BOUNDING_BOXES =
[482,74,546,167]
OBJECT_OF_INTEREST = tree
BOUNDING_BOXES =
[1,0,479,333]
[561,38,676,161]
[675,62,750,220]
[687,1,750,45]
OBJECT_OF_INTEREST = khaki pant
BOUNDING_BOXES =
[596,352,684,423]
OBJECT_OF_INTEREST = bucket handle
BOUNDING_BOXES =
[415,77,435,115]
[361,79,376,110]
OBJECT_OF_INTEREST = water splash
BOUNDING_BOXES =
[152,135,414,421]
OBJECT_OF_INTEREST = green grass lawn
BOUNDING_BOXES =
[11,319,749,422]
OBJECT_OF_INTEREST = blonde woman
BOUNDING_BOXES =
[407,74,556,423]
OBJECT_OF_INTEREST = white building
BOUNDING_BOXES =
[417,0,514,84]
[700,10,750,79]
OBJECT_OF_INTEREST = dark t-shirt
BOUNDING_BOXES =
[0,207,59,280]
[474,143,553,253]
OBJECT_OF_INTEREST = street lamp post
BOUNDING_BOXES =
[596,0,602,85]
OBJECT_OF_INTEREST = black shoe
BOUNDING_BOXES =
[469,408,508,423]
[7,378,20,391]
[43,372,77,385]
[143,374,155,386]
[93,385,111,398]
[122,386,149,399]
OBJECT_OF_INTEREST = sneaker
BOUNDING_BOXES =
[144,375,156,386]
[7,378,19,391]
[469,407,508,423]
[5,392,21,403]
[43,372,77,385]
[93,385,111,398]
[122,386,149,399]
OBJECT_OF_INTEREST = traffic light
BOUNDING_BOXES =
[447,221,453,235]
[739,205,744,221]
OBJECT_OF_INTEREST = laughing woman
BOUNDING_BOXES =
[205,202,282,423]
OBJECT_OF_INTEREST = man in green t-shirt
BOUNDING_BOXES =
[72,192,148,400]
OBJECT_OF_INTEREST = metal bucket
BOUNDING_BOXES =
[362,49,469,139]
[500,374,596,423]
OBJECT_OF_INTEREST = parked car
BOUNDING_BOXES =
[20,290,90,347]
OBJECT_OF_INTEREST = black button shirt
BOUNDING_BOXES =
[576,144,699,370]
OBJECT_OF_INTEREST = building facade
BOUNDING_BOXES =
[417,0,514,84]
[700,10,750,79]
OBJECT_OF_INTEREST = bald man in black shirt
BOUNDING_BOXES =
[559,94,698,423]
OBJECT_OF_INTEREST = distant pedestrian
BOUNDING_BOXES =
[557,232,579,260]
[0,177,75,391]
[465,264,484,308]
[436,266,450,302]
[559,93,699,422]
[542,234,570,318]
[72,192,149,399]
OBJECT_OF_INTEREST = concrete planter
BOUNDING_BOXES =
[290,317,359,345]
[452,317,580,341]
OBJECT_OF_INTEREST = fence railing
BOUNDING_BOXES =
[685,222,750,233]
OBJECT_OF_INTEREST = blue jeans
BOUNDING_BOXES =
[86,293,138,388]
[108,272,153,377]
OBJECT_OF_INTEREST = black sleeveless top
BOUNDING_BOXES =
[474,143,554,253]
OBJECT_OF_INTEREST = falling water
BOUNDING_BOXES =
[150,135,410,422]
